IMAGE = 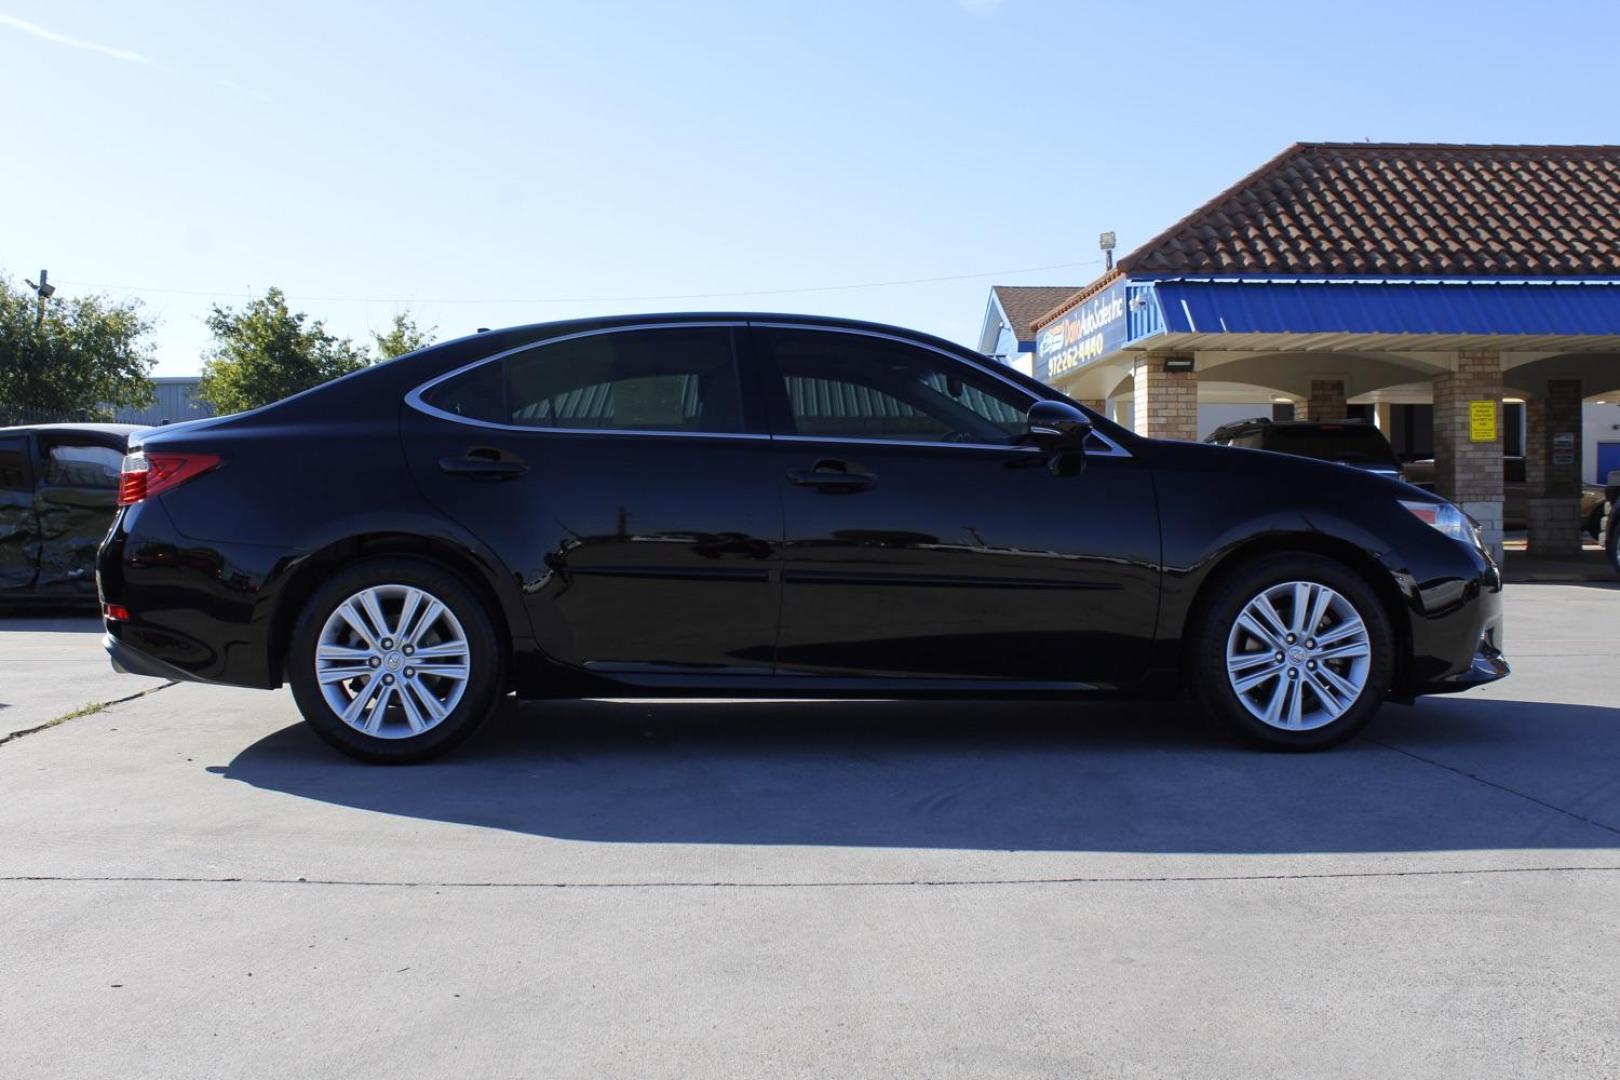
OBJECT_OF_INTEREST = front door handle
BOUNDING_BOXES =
[439,447,527,480]
[787,459,875,493]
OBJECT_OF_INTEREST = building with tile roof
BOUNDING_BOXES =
[1011,142,1620,557]
[977,285,1086,375]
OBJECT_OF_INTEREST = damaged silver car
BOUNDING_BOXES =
[0,423,140,607]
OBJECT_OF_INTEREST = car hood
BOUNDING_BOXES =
[1152,438,1428,502]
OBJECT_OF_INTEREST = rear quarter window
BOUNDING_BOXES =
[420,358,506,422]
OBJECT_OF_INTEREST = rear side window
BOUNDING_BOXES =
[43,444,123,489]
[420,327,745,434]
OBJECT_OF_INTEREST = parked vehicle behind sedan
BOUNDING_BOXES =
[98,315,1509,762]
[1403,455,1608,537]
[1204,417,1404,480]
[1,423,141,607]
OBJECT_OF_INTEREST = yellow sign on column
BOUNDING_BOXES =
[1468,400,1497,442]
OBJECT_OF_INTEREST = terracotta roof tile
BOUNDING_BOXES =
[1118,143,1620,277]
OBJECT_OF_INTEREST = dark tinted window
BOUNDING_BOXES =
[1261,425,1399,467]
[0,437,30,492]
[760,329,1029,443]
[421,358,505,421]
[422,327,744,434]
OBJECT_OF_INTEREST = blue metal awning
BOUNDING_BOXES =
[1150,278,1620,337]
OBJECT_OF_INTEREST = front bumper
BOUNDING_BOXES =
[1398,552,1510,696]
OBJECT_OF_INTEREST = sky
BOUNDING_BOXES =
[6,0,1620,376]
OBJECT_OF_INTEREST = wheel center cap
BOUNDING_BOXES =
[385,652,403,671]
[1287,646,1307,665]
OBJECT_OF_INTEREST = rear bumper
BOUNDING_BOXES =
[97,500,288,690]
[104,632,217,684]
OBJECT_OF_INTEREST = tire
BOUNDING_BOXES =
[286,556,505,763]
[1189,554,1395,751]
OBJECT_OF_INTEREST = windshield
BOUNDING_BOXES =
[1263,426,1400,467]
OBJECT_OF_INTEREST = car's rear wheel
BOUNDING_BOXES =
[287,556,504,763]
[1191,554,1394,750]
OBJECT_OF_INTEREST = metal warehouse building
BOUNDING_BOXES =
[114,376,215,427]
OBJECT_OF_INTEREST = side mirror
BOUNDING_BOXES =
[1026,400,1092,453]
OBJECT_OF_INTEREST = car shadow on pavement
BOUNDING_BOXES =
[219,694,1620,854]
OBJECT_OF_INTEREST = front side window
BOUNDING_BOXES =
[759,329,1030,444]
[43,444,123,489]
[421,326,745,434]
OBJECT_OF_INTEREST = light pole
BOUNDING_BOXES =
[24,269,55,330]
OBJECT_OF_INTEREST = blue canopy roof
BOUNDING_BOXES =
[1150,278,1620,337]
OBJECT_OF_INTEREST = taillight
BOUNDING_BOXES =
[117,451,222,506]
[103,603,130,622]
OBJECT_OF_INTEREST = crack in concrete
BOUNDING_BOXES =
[0,680,177,749]
[3,865,1618,890]
[1364,735,1620,838]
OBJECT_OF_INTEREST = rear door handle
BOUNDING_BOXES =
[439,448,527,480]
[787,459,875,493]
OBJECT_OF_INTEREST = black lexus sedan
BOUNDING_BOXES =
[98,314,1508,762]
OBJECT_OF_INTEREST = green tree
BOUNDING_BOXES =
[198,287,368,414]
[0,273,155,420]
[372,311,437,360]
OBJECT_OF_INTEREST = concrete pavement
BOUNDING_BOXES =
[0,614,167,741]
[1,582,1617,1078]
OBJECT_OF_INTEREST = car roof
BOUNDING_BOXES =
[0,422,144,439]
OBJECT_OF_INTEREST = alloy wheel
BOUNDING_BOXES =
[1224,580,1372,731]
[314,584,471,739]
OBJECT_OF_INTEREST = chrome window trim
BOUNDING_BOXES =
[750,321,1132,458]
[403,317,1131,457]
[403,320,764,438]
[773,434,1043,454]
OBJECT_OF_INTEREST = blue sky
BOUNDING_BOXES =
[6,1,1620,375]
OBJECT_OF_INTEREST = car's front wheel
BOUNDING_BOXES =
[1191,554,1395,750]
[287,556,505,763]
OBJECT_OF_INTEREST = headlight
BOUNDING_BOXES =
[1400,499,1482,547]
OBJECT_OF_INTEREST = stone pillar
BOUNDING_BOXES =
[1131,356,1197,441]
[1297,379,1348,421]
[1374,401,1394,434]
[1432,351,1504,559]
[1526,379,1584,556]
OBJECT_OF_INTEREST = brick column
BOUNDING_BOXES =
[1526,379,1583,555]
[1075,398,1105,415]
[1432,351,1504,559]
[1297,379,1347,421]
[1132,356,1197,441]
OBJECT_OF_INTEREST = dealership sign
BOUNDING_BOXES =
[1035,280,1131,382]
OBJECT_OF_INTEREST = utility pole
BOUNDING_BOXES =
[24,269,55,330]
[19,270,56,413]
